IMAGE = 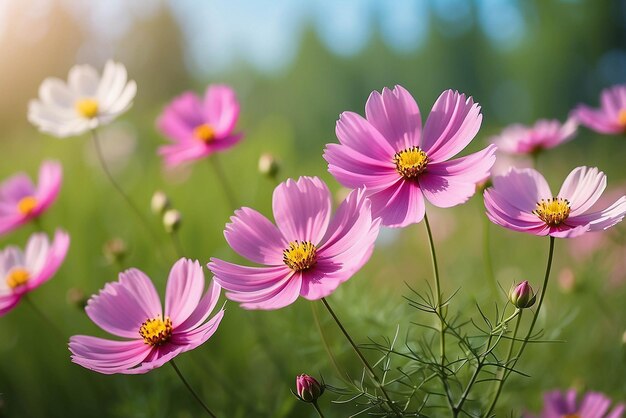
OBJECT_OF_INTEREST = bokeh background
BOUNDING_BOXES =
[0,0,625,416]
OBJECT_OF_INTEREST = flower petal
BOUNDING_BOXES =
[421,90,482,162]
[69,335,151,375]
[171,309,224,348]
[0,173,35,203]
[272,177,332,244]
[364,85,421,150]
[68,64,99,96]
[27,229,69,289]
[368,179,426,228]
[176,280,221,333]
[208,259,291,293]
[557,166,606,216]
[34,160,62,216]
[203,84,240,137]
[491,168,552,213]
[229,273,302,310]
[224,207,286,265]
[85,268,162,338]
[566,196,626,232]
[165,259,205,327]
[336,111,396,160]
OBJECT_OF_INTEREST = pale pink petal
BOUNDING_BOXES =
[368,179,425,227]
[0,173,35,203]
[27,229,69,289]
[171,309,224,348]
[176,280,221,333]
[0,294,21,315]
[607,404,625,418]
[231,273,302,310]
[34,160,62,216]
[85,268,162,339]
[336,111,396,160]
[24,232,49,275]
[69,335,151,375]
[421,90,483,162]
[491,168,552,213]
[224,207,286,265]
[122,344,186,375]
[578,392,611,418]
[208,259,292,293]
[203,84,240,137]
[558,166,606,216]
[298,262,344,300]
[272,177,332,244]
[164,259,205,327]
[158,142,211,167]
[364,85,421,150]
[566,196,626,232]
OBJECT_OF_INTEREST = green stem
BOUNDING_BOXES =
[310,302,345,382]
[453,334,494,416]
[320,298,400,415]
[170,360,217,418]
[169,231,185,259]
[209,156,238,211]
[423,213,453,410]
[490,309,521,335]
[311,401,326,418]
[483,236,555,416]
[482,214,499,299]
[91,130,163,254]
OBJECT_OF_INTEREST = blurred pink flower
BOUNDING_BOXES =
[69,258,224,374]
[491,118,577,155]
[573,85,626,135]
[525,389,624,418]
[323,86,496,228]
[0,229,70,315]
[484,166,626,238]
[208,176,380,310]
[0,160,62,236]
[157,85,243,167]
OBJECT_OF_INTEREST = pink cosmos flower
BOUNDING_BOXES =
[323,85,496,228]
[525,389,624,418]
[69,258,224,374]
[0,229,70,315]
[208,176,380,310]
[157,85,243,167]
[484,166,626,238]
[572,85,626,135]
[0,160,62,236]
[492,118,578,155]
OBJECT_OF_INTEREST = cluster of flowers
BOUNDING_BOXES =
[1,60,625,416]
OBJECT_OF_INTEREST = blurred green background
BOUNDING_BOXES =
[0,0,625,416]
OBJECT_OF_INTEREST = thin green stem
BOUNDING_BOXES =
[453,334,495,416]
[320,298,400,415]
[484,236,555,416]
[310,302,345,382]
[423,213,454,411]
[209,156,238,211]
[169,231,185,259]
[170,360,217,418]
[91,130,163,253]
[482,214,499,299]
[311,401,326,418]
[490,309,521,335]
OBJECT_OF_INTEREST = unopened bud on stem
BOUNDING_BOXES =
[295,374,324,403]
[151,190,170,215]
[509,280,536,309]
[163,209,182,233]
[258,153,280,178]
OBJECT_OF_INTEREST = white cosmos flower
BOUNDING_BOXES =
[28,60,137,138]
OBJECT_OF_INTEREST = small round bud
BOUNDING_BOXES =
[151,190,170,215]
[258,153,280,178]
[509,281,536,309]
[163,209,182,233]
[103,238,128,265]
[295,374,324,403]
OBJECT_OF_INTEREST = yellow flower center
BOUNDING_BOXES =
[193,123,216,143]
[6,268,30,289]
[617,109,626,128]
[75,98,99,119]
[17,196,38,215]
[393,147,429,179]
[533,197,571,226]
[283,241,318,272]
[139,316,173,346]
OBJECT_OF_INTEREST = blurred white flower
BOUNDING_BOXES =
[28,60,136,138]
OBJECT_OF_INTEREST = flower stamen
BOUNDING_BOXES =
[533,197,571,226]
[139,316,173,346]
[6,268,30,289]
[193,124,216,143]
[17,196,38,215]
[393,147,429,179]
[75,98,99,119]
[283,241,317,271]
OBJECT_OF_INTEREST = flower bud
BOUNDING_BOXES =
[295,374,324,403]
[151,190,170,215]
[103,238,128,265]
[258,153,280,178]
[163,209,182,233]
[509,281,536,309]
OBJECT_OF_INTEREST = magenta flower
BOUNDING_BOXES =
[323,86,496,228]
[0,160,62,236]
[573,85,626,135]
[525,389,624,418]
[0,229,70,315]
[208,176,380,310]
[492,118,578,155]
[484,166,626,238]
[157,85,242,167]
[69,258,224,374]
